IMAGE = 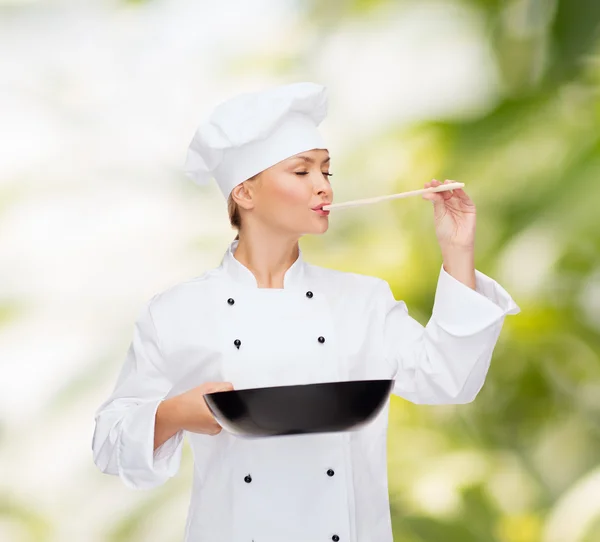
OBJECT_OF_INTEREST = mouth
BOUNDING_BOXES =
[311,203,330,216]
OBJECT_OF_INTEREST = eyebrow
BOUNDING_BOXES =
[292,155,331,165]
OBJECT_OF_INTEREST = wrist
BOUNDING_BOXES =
[441,242,474,256]
[442,249,476,290]
[158,396,185,433]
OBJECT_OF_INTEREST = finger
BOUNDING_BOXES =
[422,179,441,200]
[203,382,232,394]
[454,187,472,202]
[437,179,461,200]
[422,193,444,204]
[444,179,466,193]
[431,179,446,198]
[203,382,220,392]
[439,186,453,200]
[213,385,233,393]
[445,180,472,202]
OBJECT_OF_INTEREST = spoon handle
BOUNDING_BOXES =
[322,182,465,211]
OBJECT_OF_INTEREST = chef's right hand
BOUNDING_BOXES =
[173,381,234,436]
[155,382,234,451]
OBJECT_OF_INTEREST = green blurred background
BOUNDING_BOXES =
[1,0,599,541]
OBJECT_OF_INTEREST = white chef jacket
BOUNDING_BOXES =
[92,239,520,542]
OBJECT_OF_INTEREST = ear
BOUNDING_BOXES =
[230,181,256,211]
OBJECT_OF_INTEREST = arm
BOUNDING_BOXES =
[154,396,185,452]
[154,380,234,451]
[91,296,184,490]
[378,263,521,404]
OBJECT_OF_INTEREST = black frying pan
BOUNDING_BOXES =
[204,379,394,438]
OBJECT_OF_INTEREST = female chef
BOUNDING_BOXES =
[92,82,521,542]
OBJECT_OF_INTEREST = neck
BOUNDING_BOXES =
[233,228,300,289]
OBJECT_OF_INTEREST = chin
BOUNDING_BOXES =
[295,224,328,236]
[291,216,329,236]
[310,221,329,235]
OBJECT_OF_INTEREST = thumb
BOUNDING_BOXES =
[215,382,234,392]
[203,382,233,394]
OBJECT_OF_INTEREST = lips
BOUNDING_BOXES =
[311,203,330,211]
[312,206,330,217]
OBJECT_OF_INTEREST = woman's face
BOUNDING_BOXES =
[242,148,334,236]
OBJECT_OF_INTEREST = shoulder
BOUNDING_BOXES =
[305,262,389,297]
[143,266,226,316]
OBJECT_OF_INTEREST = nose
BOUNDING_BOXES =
[312,172,332,195]
[317,186,330,199]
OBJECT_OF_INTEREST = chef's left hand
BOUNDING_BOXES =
[422,179,476,251]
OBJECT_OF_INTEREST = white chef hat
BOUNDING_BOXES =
[183,81,328,199]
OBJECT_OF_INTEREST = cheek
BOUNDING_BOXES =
[267,177,311,206]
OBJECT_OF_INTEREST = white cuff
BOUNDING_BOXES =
[116,399,184,490]
[432,263,521,337]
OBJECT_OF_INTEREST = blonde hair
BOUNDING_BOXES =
[227,172,260,240]
[227,193,241,241]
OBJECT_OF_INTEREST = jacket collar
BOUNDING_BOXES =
[220,239,305,290]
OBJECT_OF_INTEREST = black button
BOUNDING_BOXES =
[318,336,325,344]
[332,536,340,542]
[244,475,252,483]
[327,469,334,476]
[306,291,313,298]
[227,298,235,305]
[234,339,241,349]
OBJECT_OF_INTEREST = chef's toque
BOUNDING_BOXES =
[183,81,329,199]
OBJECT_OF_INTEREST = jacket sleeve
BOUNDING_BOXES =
[378,263,521,404]
[91,296,185,489]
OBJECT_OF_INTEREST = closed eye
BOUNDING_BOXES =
[295,172,334,178]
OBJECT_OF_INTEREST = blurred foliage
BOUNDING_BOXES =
[2,0,599,540]
[302,0,600,541]
[0,495,52,541]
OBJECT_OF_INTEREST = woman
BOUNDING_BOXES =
[92,82,520,542]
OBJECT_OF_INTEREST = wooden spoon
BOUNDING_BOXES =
[322,182,465,211]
